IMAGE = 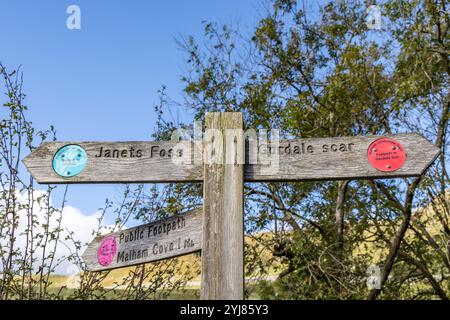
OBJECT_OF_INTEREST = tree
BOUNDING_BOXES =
[153,0,449,299]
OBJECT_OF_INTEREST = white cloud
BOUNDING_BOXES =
[1,188,104,275]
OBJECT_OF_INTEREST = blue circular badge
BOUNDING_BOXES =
[52,144,88,177]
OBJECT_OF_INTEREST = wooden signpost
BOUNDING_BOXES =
[23,112,441,300]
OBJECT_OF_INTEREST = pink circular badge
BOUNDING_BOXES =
[97,236,117,266]
[367,138,407,172]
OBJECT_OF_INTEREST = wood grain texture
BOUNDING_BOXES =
[82,208,202,271]
[23,133,439,183]
[245,133,441,181]
[23,141,203,184]
[201,112,244,300]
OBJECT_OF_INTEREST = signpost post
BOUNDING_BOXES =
[201,112,244,300]
[23,112,441,300]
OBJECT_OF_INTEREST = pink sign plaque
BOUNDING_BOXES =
[97,236,117,266]
[367,138,407,172]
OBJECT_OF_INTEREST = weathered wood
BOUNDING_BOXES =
[245,133,441,181]
[23,141,202,184]
[22,112,441,302]
[23,133,439,184]
[82,208,202,271]
[201,112,244,300]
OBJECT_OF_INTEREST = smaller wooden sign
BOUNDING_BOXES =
[82,208,202,271]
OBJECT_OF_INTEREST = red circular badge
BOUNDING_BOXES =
[97,236,117,266]
[367,138,406,172]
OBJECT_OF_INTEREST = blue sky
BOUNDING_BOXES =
[0,0,263,217]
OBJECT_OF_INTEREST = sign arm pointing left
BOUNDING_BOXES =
[82,208,203,272]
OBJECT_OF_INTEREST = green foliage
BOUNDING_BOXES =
[2,0,448,300]
[0,65,199,300]
[160,0,449,299]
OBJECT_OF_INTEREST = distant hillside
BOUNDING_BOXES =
[49,234,280,289]
[48,196,448,296]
